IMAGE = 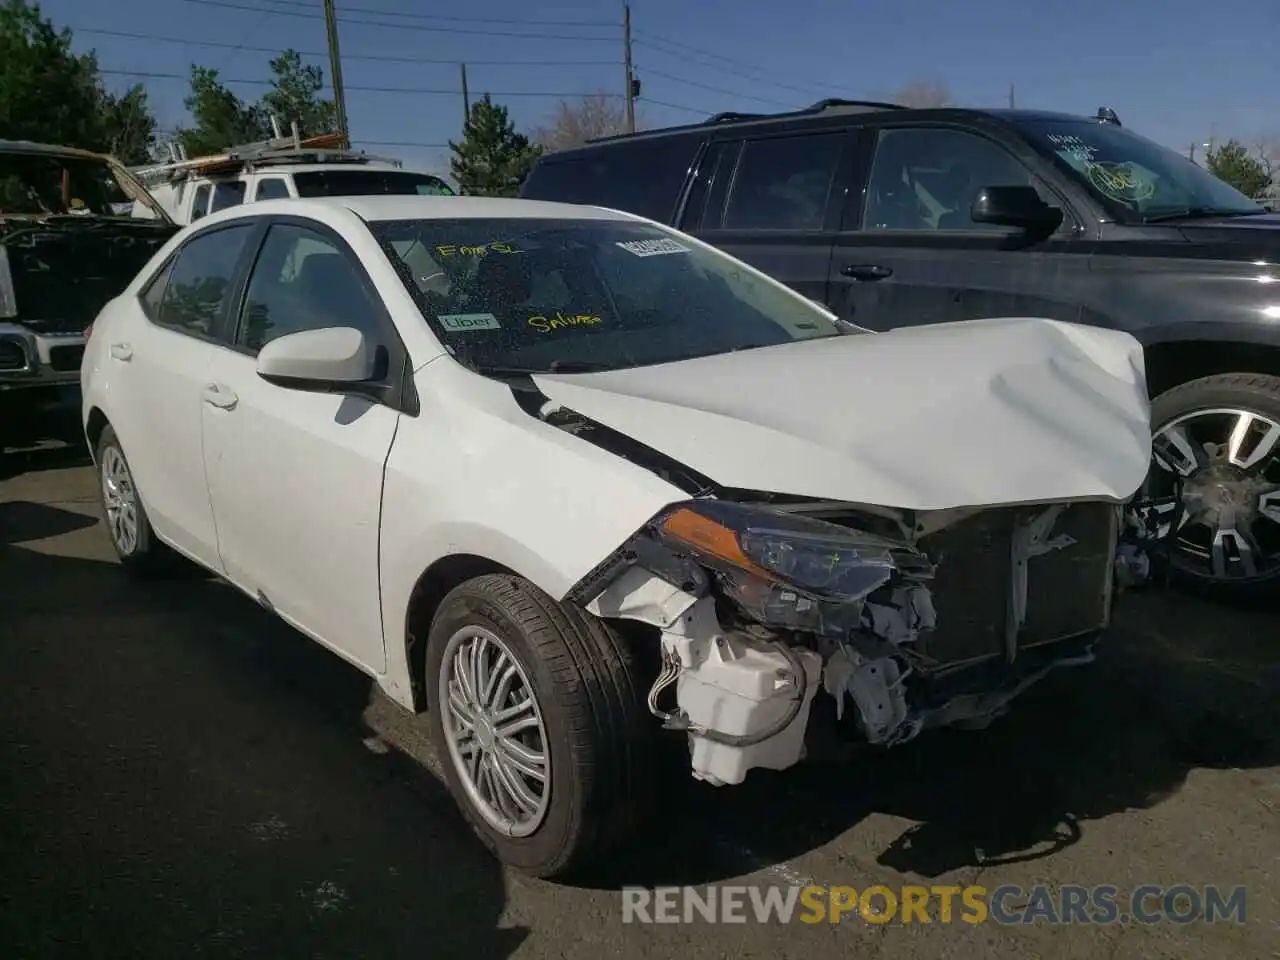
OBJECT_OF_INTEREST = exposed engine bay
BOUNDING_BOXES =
[572,494,1150,786]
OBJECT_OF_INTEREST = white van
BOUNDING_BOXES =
[132,132,454,225]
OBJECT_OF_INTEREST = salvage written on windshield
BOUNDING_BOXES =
[528,311,603,332]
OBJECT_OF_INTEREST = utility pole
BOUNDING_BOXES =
[460,63,471,127]
[623,3,636,133]
[322,0,350,147]
[1189,142,1197,163]
[1008,83,1015,109]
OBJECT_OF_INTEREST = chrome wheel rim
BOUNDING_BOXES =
[1139,407,1280,582]
[438,626,551,837]
[100,445,140,556]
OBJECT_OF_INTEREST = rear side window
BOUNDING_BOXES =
[721,133,844,230]
[292,170,454,197]
[254,177,290,200]
[210,180,246,212]
[190,183,211,221]
[520,138,700,222]
[155,224,254,337]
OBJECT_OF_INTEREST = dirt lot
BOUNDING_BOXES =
[2,436,1277,959]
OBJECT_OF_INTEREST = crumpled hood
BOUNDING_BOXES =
[532,316,1151,512]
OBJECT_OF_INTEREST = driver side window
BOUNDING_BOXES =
[236,223,384,354]
[863,127,1041,232]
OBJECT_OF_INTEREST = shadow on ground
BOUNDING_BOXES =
[0,505,525,960]
[581,583,1280,888]
[4,478,1277,921]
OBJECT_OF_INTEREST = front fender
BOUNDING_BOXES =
[375,362,688,708]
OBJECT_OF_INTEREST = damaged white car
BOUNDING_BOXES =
[80,196,1153,877]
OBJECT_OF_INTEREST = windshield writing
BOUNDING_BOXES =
[1017,119,1265,221]
[371,217,849,373]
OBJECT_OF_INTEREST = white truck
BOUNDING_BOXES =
[130,131,455,226]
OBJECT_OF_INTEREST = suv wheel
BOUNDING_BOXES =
[424,574,655,878]
[1141,373,1280,598]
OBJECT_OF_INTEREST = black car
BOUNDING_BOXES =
[520,100,1280,599]
[1,139,179,449]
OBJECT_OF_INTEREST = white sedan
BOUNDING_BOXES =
[81,195,1153,877]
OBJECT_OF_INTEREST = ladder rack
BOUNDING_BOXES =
[132,130,401,186]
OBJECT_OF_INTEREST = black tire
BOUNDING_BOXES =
[424,573,656,879]
[1147,372,1280,599]
[94,424,173,574]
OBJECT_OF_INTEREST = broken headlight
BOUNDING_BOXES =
[653,500,933,632]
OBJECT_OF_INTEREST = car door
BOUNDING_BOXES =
[829,124,1090,332]
[200,218,405,673]
[111,222,259,570]
[688,129,855,308]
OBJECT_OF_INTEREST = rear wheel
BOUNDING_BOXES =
[1139,373,1280,598]
[95,425,172,572]
[424,574,655,878]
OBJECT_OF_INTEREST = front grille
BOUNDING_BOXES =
[915,502,1115,667]
[47,343,84,372]
[0,336,29,372]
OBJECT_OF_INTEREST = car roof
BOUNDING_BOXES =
[541,105,1108,159]
[198,194,643,227]
[0,139,112,161]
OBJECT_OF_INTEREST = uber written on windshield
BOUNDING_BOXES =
[621,883,1248,925]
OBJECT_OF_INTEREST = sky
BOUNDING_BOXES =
[40,0,1280,178]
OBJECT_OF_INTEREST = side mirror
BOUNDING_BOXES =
[256,326,378,390]
[970,185,1063,232]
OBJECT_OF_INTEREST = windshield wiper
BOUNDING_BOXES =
[472,359,616,377]
[1143,207,1269,223]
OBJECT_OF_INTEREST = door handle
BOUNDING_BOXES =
[841,264,894,282]
[109,342,133,361]
[202,383,238,410]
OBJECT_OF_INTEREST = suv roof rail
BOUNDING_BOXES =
[705,98,904,125]
[706,110,768,124]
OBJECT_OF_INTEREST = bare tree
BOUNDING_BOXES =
[891,79,952,109]
[1255,136,1279,181]
[530,92,641,153]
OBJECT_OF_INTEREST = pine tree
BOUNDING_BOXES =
[449,95,542,197]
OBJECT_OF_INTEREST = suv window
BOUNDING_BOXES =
[863,127,1037,231]
[254,177,290,201]
[237,223,383,353]
[211,180,246,213]
[156,225,254,336]
[520,138,700,222]
[291,170,454,198]
[721,133,844,230]
[190,183,211,221]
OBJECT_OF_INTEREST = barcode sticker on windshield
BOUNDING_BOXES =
[438,312,501,331]
[615,238,690,257]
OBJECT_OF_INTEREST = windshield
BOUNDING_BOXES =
[293,169,455,198]
[371,217,851,373]
[1015,119,1266,222]
[0,151,139,217]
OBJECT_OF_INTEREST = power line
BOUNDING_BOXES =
[636,96,712,118]
[99,68,622,99]
[358,139,450,148]
[633,35,841,100]
[78,28,623,66]
[237,0,613,28]
[179,0,617,42]
[638,67,798,110]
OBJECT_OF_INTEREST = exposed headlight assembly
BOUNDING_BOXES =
[652,500,934,633]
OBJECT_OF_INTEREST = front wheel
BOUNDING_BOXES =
[1140,373,1280,598]
[424,574,656,879]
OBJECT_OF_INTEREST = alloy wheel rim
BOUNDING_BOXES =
[100,445,140,556]
[438,625,551,837]
[1139,407,1280,581]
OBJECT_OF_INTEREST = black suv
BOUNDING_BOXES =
[520,99,1280,599]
